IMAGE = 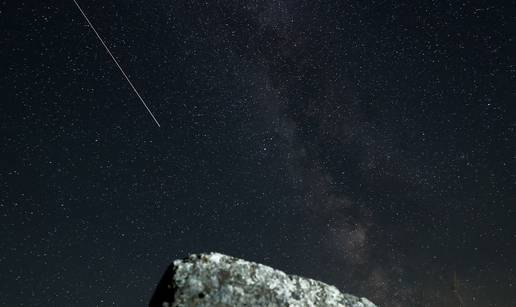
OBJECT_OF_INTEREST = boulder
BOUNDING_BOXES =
[150,252,376,307]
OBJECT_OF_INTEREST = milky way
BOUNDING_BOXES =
[1,1,514,306]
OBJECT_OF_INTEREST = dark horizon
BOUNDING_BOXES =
[1,1,515,306]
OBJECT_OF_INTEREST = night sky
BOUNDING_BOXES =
[1,1,515,306]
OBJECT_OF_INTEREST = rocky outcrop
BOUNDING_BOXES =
[150,252,376,307]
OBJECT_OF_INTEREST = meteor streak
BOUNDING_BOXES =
[72,0,161,127]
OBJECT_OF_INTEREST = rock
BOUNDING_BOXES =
[149,252,377,307]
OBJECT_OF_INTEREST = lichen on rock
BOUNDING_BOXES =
[150,252,377,307]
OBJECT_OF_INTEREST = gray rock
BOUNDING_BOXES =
[149,252,377,307]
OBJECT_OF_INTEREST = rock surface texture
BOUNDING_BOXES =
[149,252,377,307]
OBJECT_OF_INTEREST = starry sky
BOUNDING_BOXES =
[1,1,515,306]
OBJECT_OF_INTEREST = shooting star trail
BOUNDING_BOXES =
[72,0,161,127]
